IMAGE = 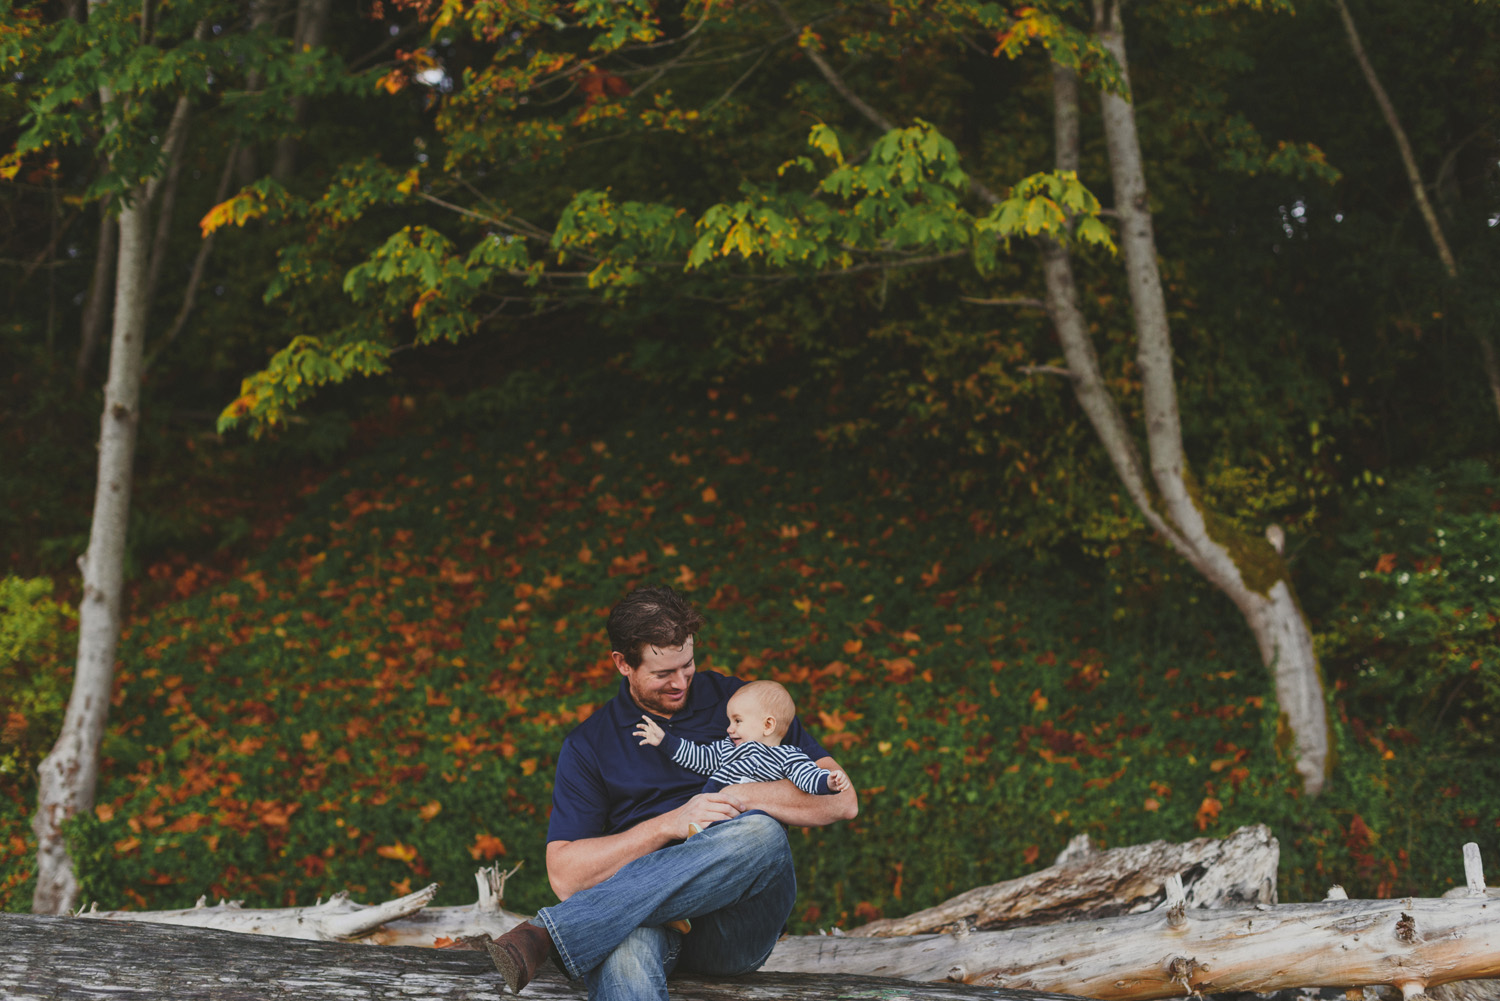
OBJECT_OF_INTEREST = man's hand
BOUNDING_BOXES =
[827,769,850,792]
[634,715,665,746]
[659,792,743,840]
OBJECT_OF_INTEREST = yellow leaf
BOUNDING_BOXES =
[377,68,407,94]
[701,486,717,503]
[199,192,269,238]
[376,841,418,863]
[419,800,443,821]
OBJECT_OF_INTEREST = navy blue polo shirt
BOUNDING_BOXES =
[546,670,830,843]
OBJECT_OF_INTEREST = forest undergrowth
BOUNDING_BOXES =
[2,389,1497,931]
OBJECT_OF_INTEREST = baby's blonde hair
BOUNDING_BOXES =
[734,680,796,738]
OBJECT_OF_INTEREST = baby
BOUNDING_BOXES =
[634,679,850,801]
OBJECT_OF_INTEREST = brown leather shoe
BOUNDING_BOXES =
[483,921,556,994]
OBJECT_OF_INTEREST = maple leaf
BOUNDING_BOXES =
[470,833,508,860]
[1194,797,1222,831]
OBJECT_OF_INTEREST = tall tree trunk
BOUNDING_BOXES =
[32,189,150,915]
[143,95,194,310]
[75,209,116,386]
[32,0,194,907]
[1087,0,1330,796]
[1330,0,1500,421]
[774,0,1331,794]
[271,0,333,182]
[237,0,278,186]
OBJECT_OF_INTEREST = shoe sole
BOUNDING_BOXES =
[483,939,529,995]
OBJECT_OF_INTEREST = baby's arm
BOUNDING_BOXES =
[634,717,724,776]
[781,748,847,795]
[668,734,727,777]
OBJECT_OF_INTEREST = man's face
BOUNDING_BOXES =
[616,635,695,717]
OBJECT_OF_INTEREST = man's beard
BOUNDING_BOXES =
[632,682,688,716]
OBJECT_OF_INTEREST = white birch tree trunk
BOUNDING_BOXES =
[1086,0,1330,796]
[30,0,190,907]
[31,190,150,915]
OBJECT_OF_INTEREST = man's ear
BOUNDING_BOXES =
[612,650,633,677]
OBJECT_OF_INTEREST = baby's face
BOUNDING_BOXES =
[726,691,780,747]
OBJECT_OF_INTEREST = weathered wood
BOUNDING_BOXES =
[0,913,1084,1001]
[850,825,1278,937]
[77,865,531,947]
[764,897,1500,1000]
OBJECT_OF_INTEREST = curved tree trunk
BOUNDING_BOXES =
[1083,0,1330,795]
[723,0,1333,795]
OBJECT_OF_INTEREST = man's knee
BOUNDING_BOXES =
[721,812,789,859]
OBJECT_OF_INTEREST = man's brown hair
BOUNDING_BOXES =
[607,585,705,668]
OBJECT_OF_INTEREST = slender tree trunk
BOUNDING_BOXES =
[271,0,333,182]
[237,0,278,186]
[1088,0,1330,796]
[143,97,194,310]
[32,190,150,915]
[1330,0,1500,421]
[76,209,116,386]
[144,142,241,371]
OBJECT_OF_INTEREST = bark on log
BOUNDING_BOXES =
[0,913,1080,1001]
[764,897,1500,999]
[850,824,1277,937]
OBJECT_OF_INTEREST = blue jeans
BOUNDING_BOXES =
[532,813,797,1001]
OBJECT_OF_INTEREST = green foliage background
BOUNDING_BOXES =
[4,393,1495,927]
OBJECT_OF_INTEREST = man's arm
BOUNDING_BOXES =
[722,756,858,826]
[545,792,746,900]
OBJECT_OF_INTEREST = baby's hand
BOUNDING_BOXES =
[635,715,666,746]
[828,770,850,792]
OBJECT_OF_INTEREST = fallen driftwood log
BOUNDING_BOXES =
[765,889,1500,998]
[59,831,1500,1001]
[849,824,1278,936]
[0,913,1083,1001]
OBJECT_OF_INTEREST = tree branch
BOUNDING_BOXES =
[960,296,1046,309]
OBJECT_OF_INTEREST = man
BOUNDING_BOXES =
[484,585,858,1001]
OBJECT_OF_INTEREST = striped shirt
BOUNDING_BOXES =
[662,733,835,795]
